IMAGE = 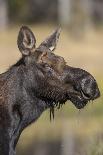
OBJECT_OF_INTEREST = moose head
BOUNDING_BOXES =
[0,26,100,155]
[17,26,100,109]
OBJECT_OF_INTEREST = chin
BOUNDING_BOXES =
[69,96,89,109]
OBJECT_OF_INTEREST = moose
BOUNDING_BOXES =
[0,26,100,155]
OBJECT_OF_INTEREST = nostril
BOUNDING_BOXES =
[80,77,100,100]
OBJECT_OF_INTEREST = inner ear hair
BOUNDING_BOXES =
[38,28,61,52]
[17,26,36,56]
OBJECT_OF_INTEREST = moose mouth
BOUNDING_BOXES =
[68,85,100,109]
[69,93,89,109]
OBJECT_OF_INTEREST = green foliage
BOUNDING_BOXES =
[8,0,29,22]
[87,138,103,155]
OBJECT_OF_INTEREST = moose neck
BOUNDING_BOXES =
[11,62,50,125]
[0,61,50,155]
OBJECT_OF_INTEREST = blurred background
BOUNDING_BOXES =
[0,0,103,154]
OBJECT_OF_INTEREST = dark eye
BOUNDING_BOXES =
[44,63,50,68]
[44,63,54,72]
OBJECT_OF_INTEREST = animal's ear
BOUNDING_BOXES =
[17,26,36,56]
[38,28,61,52]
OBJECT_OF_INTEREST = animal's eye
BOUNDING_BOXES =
[44,63,50,68]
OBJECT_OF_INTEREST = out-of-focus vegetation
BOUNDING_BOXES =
[8,0,57,23]
[1,0,103,27]
[8,0,28,22]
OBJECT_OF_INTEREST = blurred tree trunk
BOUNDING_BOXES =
[61,123,75,155]
[58,0,71,26]
[68,0,91,38]
[0,0,8,29]
[58,0,92,37]
[91,0,103,26]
